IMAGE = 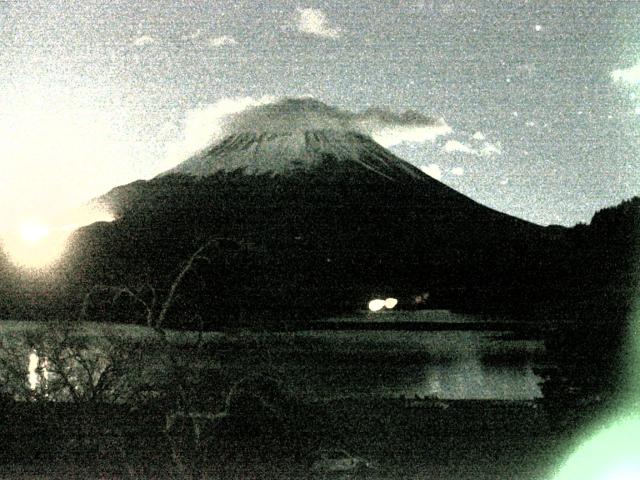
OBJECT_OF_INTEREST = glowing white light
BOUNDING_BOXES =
[1,206,114,270]
[535,24,542,32]
[384,298,398,309]
[451,167,465,176]
[20,221,50,244]
[368,299,386,312]
[604,464,640,480]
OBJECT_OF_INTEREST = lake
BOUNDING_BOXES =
[1,310,547,402]
[223,310,546,401]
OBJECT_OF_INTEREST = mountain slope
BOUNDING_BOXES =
[104,129,534,231]
[69,129,558,326]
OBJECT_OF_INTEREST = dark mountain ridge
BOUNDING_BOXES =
[62,129,564,327]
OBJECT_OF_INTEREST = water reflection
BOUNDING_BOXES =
[7,312,545,402]
[265,329,545,401]
[27,349,49,391]
[27,351,38,390]
[400,358,543,400]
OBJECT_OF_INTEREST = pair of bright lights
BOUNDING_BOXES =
[368,297,398,311]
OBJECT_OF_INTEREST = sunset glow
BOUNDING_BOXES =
[19,221,50,244]
[0,207,114,270]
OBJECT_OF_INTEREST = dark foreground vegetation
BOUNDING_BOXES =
[0,390,606,479]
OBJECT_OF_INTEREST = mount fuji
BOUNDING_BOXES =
[63,124,561,327]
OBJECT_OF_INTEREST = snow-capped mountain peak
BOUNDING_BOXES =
[162,129,427,183]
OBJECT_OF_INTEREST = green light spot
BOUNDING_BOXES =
[552,415,640,479]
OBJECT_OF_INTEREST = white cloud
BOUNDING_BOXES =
[218,98,451,146]
[368,119,452,147]
[162,96,275,167]
[420,164,442,180]
[451,167,464,176]
[208,35,238,47]
[443,139,478,155]
[161,97,452,169]
[472,131,485,141]
[132,35,155,47]
[296,8,340,38]
[480,142,502,156]
[611,63,640,85]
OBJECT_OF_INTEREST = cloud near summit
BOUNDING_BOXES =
[163,97,452,167]
[296,8,340,38]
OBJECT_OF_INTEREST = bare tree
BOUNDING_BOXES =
[81,239,215,334]
[0,238,293,478]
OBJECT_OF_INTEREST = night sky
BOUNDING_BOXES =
[1,0,639,229]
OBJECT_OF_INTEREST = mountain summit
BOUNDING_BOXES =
[162,129,427,183]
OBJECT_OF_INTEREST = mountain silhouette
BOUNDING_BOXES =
[62,127,563,328]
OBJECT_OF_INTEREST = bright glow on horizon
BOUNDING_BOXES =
[19,221,50,244]
[369,298,398,311]
[1,206,115,270]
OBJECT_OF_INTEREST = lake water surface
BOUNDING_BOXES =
[236,310,546,401]
[3,310,547,402]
